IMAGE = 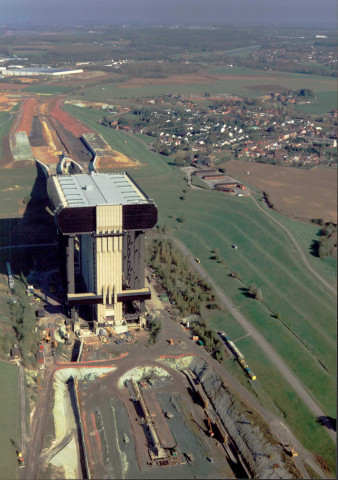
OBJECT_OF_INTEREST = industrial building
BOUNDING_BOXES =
[47,172,157,333]
[0,66,83,77]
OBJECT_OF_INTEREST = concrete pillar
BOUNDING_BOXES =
[66,235,75,294]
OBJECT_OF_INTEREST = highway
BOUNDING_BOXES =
[172,238,336,444]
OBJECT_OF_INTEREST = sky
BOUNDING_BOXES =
[0,0,336,27]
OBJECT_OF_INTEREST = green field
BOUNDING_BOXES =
[23,85,71,95]
[0,361,21,480]
[295,90,338,114]
[0,110,15,159]
[66,104,336,470]
[264,208,337,288]
[77,67,337,113]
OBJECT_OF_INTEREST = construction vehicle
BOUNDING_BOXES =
[195,258,200,263]
[17,451,25,468]
[283,444,298,457]
[44,327,51,343]
[169,338,174,345]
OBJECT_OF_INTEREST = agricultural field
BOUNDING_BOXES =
[77,66,337,113]
[22,85,72,95]
[223,160,337,224]
[0,361,21,480]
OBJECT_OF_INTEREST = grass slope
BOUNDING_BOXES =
[0,361,21,480]
[0,111,15,158]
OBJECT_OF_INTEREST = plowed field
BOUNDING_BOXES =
[225,160,337,223]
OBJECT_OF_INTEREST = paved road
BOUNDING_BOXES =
[251,195,336,298]
[172,238,336,444]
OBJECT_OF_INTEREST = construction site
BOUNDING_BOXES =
[7,95,140,174]
[34,354,296,480]
[21,265,306,480]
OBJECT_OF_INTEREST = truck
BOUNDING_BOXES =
[197,339,205,346]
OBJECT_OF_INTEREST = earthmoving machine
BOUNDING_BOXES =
[169,338,174,345]
[43,327,51,343]
[17,451,25,468]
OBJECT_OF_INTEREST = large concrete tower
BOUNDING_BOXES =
[47,172,157,332]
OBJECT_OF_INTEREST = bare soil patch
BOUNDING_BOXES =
[49,98,90,137]
[225,160,337,223]
[15,97,39,135]
[97,151,139,170]
[0,83,24,91]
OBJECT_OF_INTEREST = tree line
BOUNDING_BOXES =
[146,237,215,317]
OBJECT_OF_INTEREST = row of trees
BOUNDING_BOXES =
[147,238,215,317]
[317,223,337,258]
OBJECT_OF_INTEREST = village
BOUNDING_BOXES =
[100,94,337,168]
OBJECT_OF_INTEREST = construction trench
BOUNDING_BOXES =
[37,357,294,480]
